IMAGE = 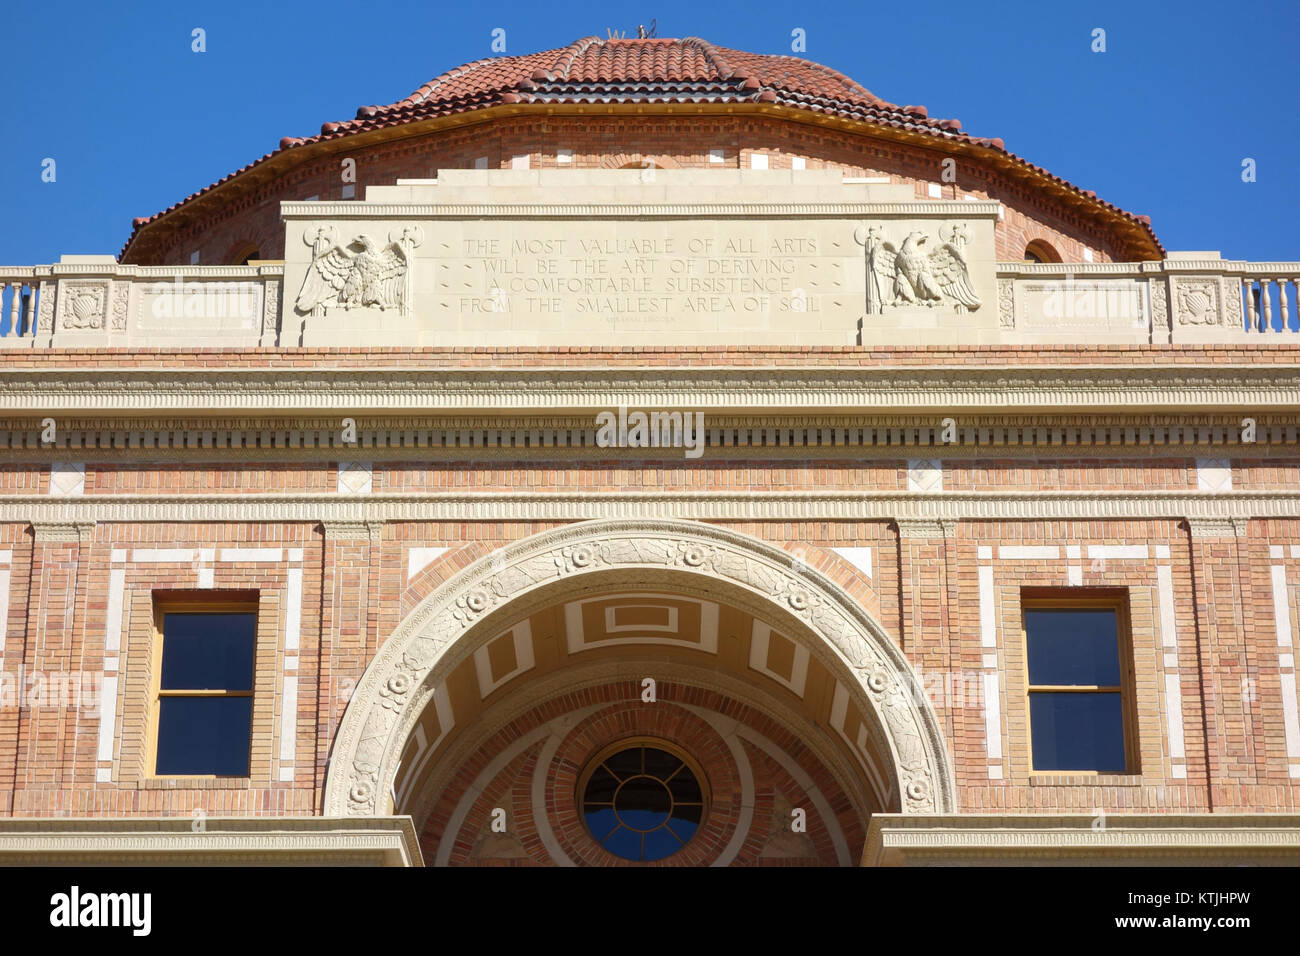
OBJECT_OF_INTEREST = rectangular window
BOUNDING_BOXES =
[152,597,257,776]
[1022,593,1135,773]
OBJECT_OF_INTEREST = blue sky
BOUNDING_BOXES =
[2,0,1296,263]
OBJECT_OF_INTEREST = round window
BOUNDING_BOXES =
[579,740,706,862]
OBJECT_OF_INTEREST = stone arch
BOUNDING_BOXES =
[1024,238,1062,263]
[323,519,957,817]
[224,240,261,265]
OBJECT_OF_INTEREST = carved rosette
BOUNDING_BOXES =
[261,280,280,344]
[37,281,56,334]
[997,277,1014,329]
[1224,280,1243,330]
[1149,278,1170,334]
[326,520,955,819]
[110,283,129,331]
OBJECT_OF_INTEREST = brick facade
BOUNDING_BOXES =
[3,447,1299,827]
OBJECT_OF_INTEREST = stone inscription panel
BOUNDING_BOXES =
[427,221,856,338]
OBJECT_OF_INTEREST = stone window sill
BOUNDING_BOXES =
[1028,773,1146,787]
[141,777,254,790]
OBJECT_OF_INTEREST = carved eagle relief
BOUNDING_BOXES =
[296,233,409,315]
[856,226,982,314]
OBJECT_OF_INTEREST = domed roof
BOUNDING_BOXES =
[120,35,1162,261]
[372,35,887,116]
[330,35,983,143]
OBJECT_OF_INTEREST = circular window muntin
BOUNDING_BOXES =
[577,736,709,862]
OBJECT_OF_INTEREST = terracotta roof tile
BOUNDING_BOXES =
[121,35,1162,260]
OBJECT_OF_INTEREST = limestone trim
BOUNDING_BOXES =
[322,518,957,818]
[4,366,1300,415]
[30,521,93,542]
[1186,517,1242,538]
[280,200,1004,219]
[0,816,421,866]
[5,489,1300,526]
[15,263,285,280]
[864,813,1300,866]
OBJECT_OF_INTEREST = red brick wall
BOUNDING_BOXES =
[2,485,1298,820]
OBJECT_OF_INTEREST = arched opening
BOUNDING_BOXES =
[324,520,956,866]
[1023,239,1061,263]
[227,241,261,265]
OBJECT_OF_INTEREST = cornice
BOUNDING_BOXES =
[864,812,1300,864]
[3,414,1293,461]
[3,489,1297,525]
[0,815,421,866]
[3,365,1300,417]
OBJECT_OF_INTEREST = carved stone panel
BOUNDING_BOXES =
[282,170,1002,347]
[1174,277,1221,326]
[57,281,108,331]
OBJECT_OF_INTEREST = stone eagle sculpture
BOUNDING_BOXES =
[858,227,982,314]
[295,233,408,315]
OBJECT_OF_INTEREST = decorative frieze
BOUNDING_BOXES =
[1,489,1292,525]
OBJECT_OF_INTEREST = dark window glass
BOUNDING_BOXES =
[581,744,705,862]
[1025,608,1120,686]
[642,748,680,778]
[672,803,702,825]
[156,696,252,776]
[603,748,642,780]
[584,765,619,804]
[1029,692,1125,772]
[160,613,255,691]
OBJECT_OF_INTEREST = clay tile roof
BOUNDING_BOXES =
[120,35,1163,260]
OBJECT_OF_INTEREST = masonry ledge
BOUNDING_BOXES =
[0,816,422,866]
[864,813,1300,866]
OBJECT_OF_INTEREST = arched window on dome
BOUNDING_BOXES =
[1024,240,1062,264]
[228,242,261,266]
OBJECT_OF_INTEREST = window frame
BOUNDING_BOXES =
[576,736,710,862]
[148,594,259,779]
[1020,590,1139,776]
[1023,239,1062,264]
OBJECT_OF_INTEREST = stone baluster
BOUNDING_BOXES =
[1281,278,1291,333]
[1244,278,1257,331]
[24,284,36,336]
[1261,278,1274,331]
[7,283,18,338]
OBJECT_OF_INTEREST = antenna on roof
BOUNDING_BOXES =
[637,19,657,38]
